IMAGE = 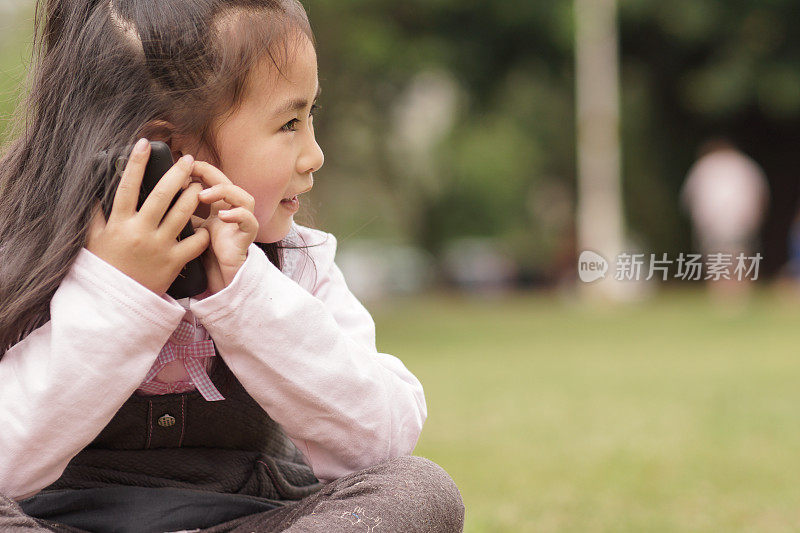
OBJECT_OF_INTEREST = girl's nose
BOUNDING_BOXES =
[298,135,324,175]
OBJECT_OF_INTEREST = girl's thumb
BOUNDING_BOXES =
[190,215,207,230]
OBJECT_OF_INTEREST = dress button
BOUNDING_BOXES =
[158,414,176,427]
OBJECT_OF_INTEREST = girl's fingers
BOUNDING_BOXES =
[218,207,259,235]
[190,215,206,229]
[138,154,196,226]
[198,183,255,213]
[190,160,233,188]
[110,138,151,220]
[158,182,204,240]
[173,223,211,263]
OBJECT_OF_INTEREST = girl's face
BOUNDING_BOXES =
[191,32,324,243]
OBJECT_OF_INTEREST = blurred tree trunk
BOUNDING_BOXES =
[575,0,628,298]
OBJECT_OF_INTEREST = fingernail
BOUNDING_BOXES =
[133,138,148,154]
[181,154,194,166]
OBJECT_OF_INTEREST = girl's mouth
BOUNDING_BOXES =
[280,195,299,212]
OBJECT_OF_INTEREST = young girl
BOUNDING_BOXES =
[0,0,464,531]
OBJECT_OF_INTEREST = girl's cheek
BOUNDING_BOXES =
[255,203,280,227]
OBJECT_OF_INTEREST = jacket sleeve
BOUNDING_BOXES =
[0,248,187,501]
[189,234,427,484]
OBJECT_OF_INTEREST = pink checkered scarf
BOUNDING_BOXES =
[136,318,225,401]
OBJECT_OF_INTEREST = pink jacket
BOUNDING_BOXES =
[0,222,427,501]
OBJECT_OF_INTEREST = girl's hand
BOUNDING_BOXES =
[86,139,211,295]
[189,161,259,294]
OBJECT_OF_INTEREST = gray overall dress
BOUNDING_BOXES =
[19,349,326,532]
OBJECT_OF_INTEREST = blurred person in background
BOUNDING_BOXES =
[779,208,800,296]
[680,138,769,304]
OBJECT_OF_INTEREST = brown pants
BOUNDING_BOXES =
[1,456,465,532]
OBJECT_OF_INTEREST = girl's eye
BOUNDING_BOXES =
[281,103,322,133]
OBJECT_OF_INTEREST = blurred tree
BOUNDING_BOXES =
[619,0,800,275]
[307,0,800,277]
[4,0,800,278]
[305,0,575,280]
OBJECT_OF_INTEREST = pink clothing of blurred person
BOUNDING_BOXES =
[681,140,769,257]
[680,139,769,304]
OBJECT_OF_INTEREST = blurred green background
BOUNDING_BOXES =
[4,0,800,279]
[374,288,800,532]
[4,0,800,531]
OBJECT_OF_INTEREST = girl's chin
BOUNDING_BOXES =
[256,218,292,244]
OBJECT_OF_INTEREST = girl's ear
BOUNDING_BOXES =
[139,119,174,145]
[138,119,185,162]
[139,119,207,163]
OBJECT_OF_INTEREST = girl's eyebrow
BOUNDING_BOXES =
[272,83,322,116]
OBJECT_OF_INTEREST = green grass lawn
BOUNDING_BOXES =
[371,288,800,532]
[0,7,34,146]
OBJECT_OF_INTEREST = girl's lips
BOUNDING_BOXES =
[280,195,299,212]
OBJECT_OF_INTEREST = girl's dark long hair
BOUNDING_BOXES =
[0,0,321,357]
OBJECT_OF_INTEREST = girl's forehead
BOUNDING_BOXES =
[249,37,318,104]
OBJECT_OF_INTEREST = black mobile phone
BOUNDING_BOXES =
[94,141,208,299]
